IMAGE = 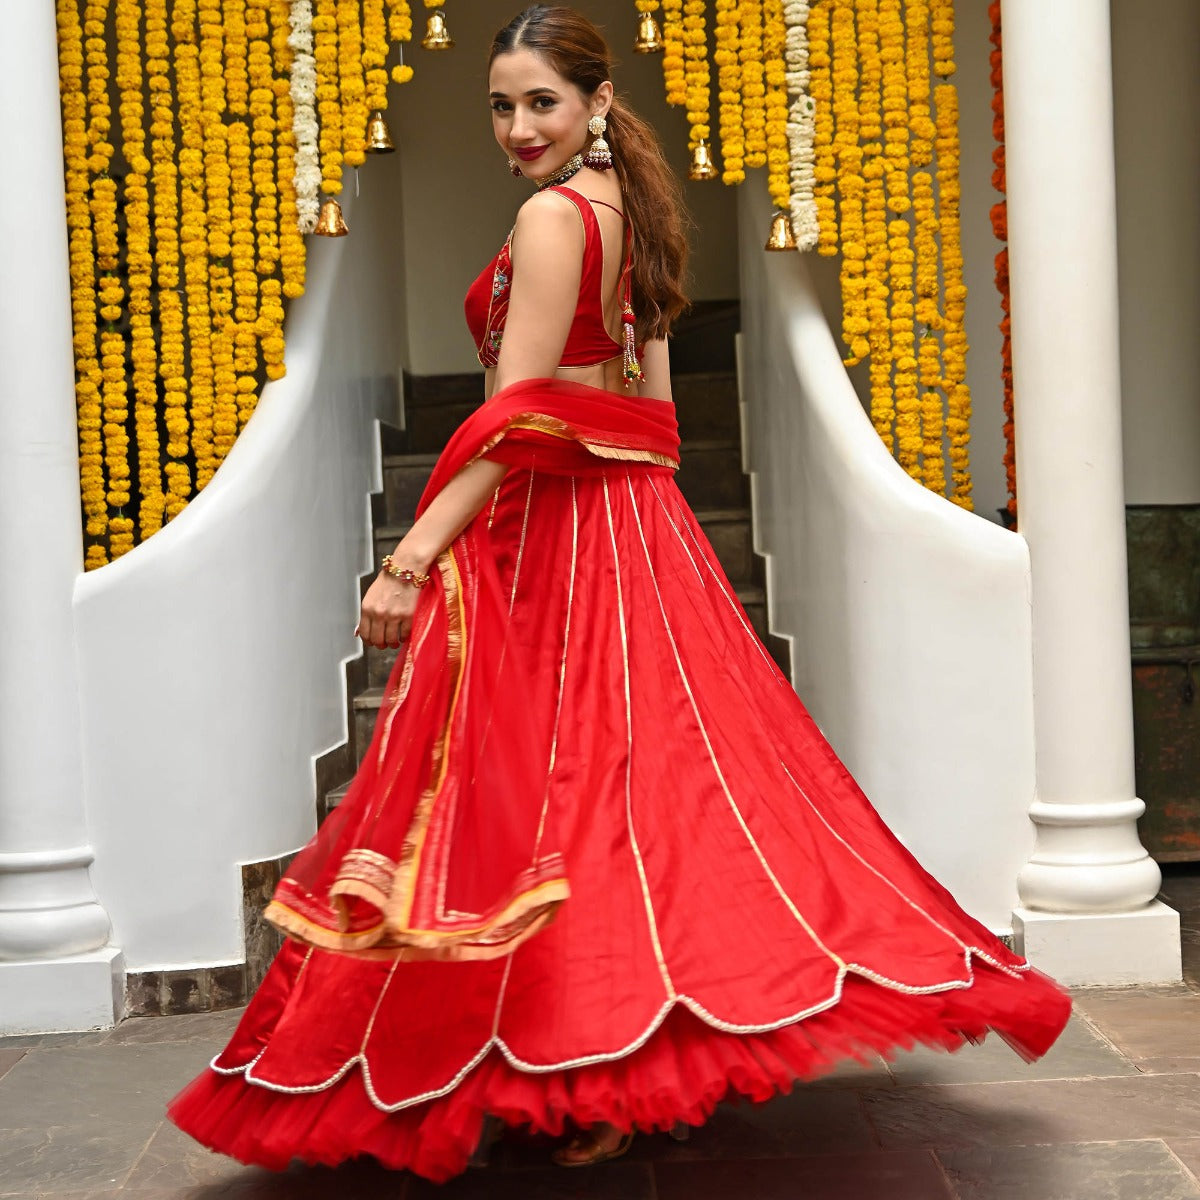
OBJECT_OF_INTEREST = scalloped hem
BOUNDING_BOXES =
[168,961,1072,1183]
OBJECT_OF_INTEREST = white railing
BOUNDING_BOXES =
[74,172,404,972]
[738,183,1035,932]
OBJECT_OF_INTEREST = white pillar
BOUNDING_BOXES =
[1002,0,1180,984]
[0,0,123,1032]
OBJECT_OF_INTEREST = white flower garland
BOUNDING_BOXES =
[288,0,322,233]
[783,0,818,250]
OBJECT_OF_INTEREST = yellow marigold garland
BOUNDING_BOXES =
[830,0,867,365]
[272,0,306,307]
[905,0,943,494]
[56,0,108,568]
[738,0,765,168]
[807,1,837,254]
[762,0,790,211]
[115,0,165,540]
[715,0,744,183]
[386,0,414,84]
[854,0,893,447]
[313,0,343,195]
[57,0,442,563]
[338,0,368,170]
[682,0,712,151]
[362,0,389,111]
[935,75,971,508]
[661,0,686,105]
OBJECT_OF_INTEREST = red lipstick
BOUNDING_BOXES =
[513,145,549,162]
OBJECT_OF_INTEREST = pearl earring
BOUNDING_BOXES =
[582,114,613,171]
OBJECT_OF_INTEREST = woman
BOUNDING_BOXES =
[169,5,1073,1180]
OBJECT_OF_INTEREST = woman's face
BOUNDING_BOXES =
[488,48,610,183]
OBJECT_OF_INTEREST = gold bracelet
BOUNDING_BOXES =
[381,554,432,588]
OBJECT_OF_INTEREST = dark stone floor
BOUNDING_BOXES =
[3,863,1198,1199]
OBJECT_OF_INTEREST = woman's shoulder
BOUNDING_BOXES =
[509,189,588,259]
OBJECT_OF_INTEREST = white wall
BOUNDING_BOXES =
[388,2,740,374]
[74,156,405,972]
[1111,0,1200,505]
[739,181,1037,934]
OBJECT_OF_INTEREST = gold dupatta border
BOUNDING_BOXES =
[264,544,571,961]
[467,411,680,472]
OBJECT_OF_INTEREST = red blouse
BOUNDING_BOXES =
[463,185,636,370]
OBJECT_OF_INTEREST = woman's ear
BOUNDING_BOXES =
[592,79,614,120]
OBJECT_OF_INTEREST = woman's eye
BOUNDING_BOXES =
[534,96,556,110]
[490,101,512,113]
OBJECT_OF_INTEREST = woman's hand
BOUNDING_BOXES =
[357,566,428,649]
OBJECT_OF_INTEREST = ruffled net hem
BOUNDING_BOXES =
[168,962,1072,1183]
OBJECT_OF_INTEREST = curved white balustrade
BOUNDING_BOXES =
[738,183,1036,933]
[74,171,405,972]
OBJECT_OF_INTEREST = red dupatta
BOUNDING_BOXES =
[265,378,680,961]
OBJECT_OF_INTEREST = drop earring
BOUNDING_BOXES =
[582,114,613,171]
[507,156,523,177]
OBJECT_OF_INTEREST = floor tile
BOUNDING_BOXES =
[884,1012,1134,1086]
[862,1073,1200,1150]
[0,1124,153,1195]
[0,1042,210,1130]
[120,1120,254,1191]
[1072,988,1200,1062]
[0,1049,25,1081]
[0,1030,113,1051]
[653,1151,954,1200]
[124,1160,409,1200]
[104,1010,244,1049]
[408,1162,653,1199]
[938,1138,1200,1200]
[1167,1137,1200,1184]
[1134,1057,1200,1074]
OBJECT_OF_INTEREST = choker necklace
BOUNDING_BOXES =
[534,152,585,190]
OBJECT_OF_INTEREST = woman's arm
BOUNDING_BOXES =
[638,336,673,403]
[358,193,585,649]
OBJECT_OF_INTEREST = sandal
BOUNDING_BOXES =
[551,1126,635,1168]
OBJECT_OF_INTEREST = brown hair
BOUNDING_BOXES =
[490,5,691,342]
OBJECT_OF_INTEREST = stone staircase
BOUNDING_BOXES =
[315,345,792,828]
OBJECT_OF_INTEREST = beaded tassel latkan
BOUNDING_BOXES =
[622,305,644,386]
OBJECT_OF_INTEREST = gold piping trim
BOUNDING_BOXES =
[624,472,847,972]
[604,475,676,1000]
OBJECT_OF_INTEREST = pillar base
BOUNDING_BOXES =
[1012,900,1181,986]
[0,947,125,1035]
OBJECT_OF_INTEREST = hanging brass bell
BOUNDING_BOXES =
[764,209,798,251]
[634,12,664,52]
[688,139,718,181]
[422,9,454,49]
[314,196,349,236]
[365,110,396,153]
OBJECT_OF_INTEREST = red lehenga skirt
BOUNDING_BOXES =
[168,379,1072,1182]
